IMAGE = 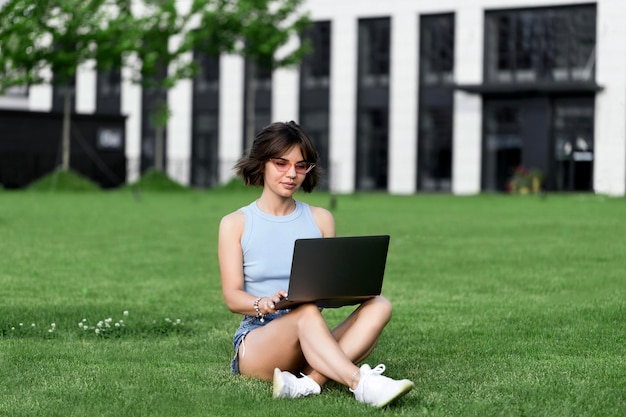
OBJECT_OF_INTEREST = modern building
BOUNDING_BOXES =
[1,0,625,196]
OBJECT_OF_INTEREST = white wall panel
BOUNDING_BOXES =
[218,54,245,184]
[388,12,418,194]
[329,16,357,193]
[594,0,626,196]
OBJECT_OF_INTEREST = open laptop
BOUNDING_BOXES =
[275,235,390,310]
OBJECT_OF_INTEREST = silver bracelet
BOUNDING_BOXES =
[253,297,265,323]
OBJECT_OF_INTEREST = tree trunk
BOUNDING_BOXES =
[61,87,72,171]
[155,124,164,171]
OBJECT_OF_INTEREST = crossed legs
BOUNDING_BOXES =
[237,295,392,389]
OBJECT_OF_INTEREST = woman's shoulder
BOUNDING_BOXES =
[219,208,246,235]
[306,204,335,237]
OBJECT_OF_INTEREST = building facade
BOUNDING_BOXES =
[1,0,625,195]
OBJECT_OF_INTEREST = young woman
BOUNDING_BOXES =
[218,121,413,407]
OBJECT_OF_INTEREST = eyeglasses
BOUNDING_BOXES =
[268,158,316,174]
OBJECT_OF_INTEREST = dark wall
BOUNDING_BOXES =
[0,109,126,189]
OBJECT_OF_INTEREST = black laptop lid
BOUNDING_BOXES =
[277,235,390,309]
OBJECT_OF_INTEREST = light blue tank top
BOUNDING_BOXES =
[240,200,322,297]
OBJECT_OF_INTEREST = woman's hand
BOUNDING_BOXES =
[260,290,288,315]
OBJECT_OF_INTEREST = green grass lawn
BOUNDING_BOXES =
[1,188,624,416]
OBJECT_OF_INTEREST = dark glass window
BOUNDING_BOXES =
[301,21,331,88]
[356,18,390,191]
[420,14,455,85]
[96,67,121,114]
[140,64,168,173]
[485,4,596,83]
[358,18,390,88]
[52,75,76,113]
[552,98,594,191]
[483,101,522,191]
[417,14,454,192]
[191,51,220,188]
[243,59,272,150]
[299,21,331,190]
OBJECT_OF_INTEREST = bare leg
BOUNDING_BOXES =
[237,295,392,389]
[238,303,360,387]
[303,295,392,387]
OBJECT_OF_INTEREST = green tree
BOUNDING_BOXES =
[0,0,311,178]
[0,0,126,172]
[125,0,311,172]
[232,0,311,151]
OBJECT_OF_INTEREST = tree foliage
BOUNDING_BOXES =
[0,0,311,172]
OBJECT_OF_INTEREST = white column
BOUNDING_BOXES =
[272,35,300,122]
[29,67,53,111]
[166,34,193,186]
[594,1,626,196]
[329,15,357,194]
[452,5,483,195]
[388,12,418,194]
[218,54,245,184]
[75,60,96,114]
[121,63,142,183]
[167,76,192,185]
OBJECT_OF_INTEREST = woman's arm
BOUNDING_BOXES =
[218,210,259,316]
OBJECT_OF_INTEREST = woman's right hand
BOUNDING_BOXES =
[260,290,288,314]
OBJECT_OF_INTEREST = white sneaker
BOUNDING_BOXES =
[272,368,321,399]
[351,364,414,408]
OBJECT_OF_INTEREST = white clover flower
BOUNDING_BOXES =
[51,323,56,328]
[97,321,103,328]
[11,327,15,331]
[78,323,84,328]
[19,323,23,327]
[95,328,100,334]
[119,320,124,324]
[48,329,53,333]
[115,322,120,327]
[123,311,129,316]
[31,323,36,327]
[176,319,181,324]
[82,318,87,322]
[165,318,171,323]
[105,318,112,323]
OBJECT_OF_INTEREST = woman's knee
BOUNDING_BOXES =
[367,295,393,322]
[292,303,324,321]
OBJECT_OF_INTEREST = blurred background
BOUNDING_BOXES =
[0,0,623,196]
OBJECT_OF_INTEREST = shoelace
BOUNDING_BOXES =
[370,364,386,375]
[351,364,387,394]
[296,373,320,395]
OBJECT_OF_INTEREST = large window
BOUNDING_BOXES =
[418,13,454,191]
[191,51,220,188]
[300,21,331,89]
[96,67,121,114]
[485,4,596,83]
[356,18,390,191]
[420,14,454,86]
[52,75,76,113]
[299,21,331,189]
[140,64,168,173]
[483,101,522,191]
[243,60,272,150]
[553,98,594,191]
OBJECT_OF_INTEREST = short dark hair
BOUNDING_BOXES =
[234,121,320,192]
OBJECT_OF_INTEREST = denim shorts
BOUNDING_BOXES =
[230,310,291,374]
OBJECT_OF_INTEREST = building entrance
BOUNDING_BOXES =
[482,96,594,192]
